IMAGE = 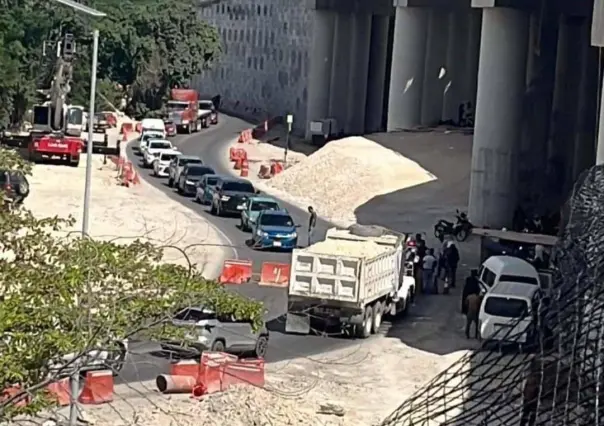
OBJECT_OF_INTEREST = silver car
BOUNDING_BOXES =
[160,306,269,358]
[168,155,203,187]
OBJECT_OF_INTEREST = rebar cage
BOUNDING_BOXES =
[380,165,604,426]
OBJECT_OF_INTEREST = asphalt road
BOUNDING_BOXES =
[119,115,367,384]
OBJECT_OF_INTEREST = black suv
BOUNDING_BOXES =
[0,170,30,207]
[210,178,257,216]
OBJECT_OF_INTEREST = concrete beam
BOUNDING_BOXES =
[309,0,393,15]
[394,0,469,7]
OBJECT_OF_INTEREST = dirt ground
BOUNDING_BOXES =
[36,334,471,426]
[23,131,229,278]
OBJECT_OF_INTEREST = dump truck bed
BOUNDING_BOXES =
[288,228,402,309]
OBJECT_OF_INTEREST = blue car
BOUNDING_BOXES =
[194,174,221,205]
[250,210,299,250]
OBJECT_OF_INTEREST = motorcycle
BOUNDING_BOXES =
[434,210,473,242]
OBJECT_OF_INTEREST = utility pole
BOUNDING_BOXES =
[284,114,293,165]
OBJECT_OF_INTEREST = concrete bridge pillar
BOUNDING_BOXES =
[386,7,429,131]
[346,14,372,135]
[365,15,390,133]
[305,11,336,139]
[442,10,469,123]
[468,7,529,228]
[420,10,449,126]
[461,10,482,111]
[328,13,353,134]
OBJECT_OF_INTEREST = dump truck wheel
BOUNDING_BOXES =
[356,306,372,339]
[371,302,383,334]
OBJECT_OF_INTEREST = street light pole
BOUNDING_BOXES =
[81,29,99,236]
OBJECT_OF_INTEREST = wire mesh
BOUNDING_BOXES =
[380,165,604,426]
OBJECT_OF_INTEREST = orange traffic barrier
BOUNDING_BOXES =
[237,148,247,160]
[121,122,133,134]
[135,122,142,133]
[229,147,237,161]
[199,352,238,394]
[218,259,253,284]
[45,378,71,406]
[1,385,29,408]
[259,262,291,287]
[238,129,252,143]
[222,358,265,390]
[240,159,249,177]
[170,360,200,378]
[79,370,113,404]
[121,162,133,186]
[258,165,271,179]
[234,157,243,170]
[156,374,197,394]
[270,161,284,176]
[122,131,129,142]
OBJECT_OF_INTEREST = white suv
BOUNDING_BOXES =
[153,150,181,177]
[143,139,173,167]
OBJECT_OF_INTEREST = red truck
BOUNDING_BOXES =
[167,89,200,134]
[29,132,82,166]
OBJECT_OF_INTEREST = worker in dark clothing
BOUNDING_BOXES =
[461,269,480,314]
[465,292,482,339]
[444,241,460,288]
[307,206,317,246]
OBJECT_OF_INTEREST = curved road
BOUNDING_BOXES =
[120,115,367,384]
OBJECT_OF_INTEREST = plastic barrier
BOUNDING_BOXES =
[270,161,284,176]
[121,161,140,187]
[259,262,291,287]
[238,129,253,143]
[170,359,200,378]
[199,352,238,394]
[79,370,113,404]
[45,378,71,406]
[122,132,129,142]
[234,157,243,170]
[240,159,249,177]
[222,358,265,390]
[218,259,253,284]
[135,122,142,133]
[229,146,247,162]
[156,374,196,394]
[120,122,133,134]
[1,385,29,408]
[258,165,271,179]
[229,147,237,161]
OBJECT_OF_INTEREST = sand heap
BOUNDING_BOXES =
[306,238,389,258]
[266,137,436,224]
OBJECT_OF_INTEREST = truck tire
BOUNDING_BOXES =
[69,155,80,167]
[356,306,373,339]
[348,224,384,238]
[371,302,383,334]
[187,123,192,134]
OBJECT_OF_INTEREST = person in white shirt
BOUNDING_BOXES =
[422,248,437,294]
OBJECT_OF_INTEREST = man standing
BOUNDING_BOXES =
[461,269,481,314]
[422,248,437,294]
[444,241,460,288]
[465,291,482,339]
[307,206,317,246]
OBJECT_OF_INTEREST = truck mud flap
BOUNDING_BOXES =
[285,312,311,335]
[1,136,30,148]
[95,146,120,156]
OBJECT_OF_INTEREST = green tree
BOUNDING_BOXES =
[0,0,222,124]
[0,148,261,420]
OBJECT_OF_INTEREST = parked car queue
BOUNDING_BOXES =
[132,132,300,251]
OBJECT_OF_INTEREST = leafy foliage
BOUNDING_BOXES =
[0,147,262,420]
[0,0,221,126]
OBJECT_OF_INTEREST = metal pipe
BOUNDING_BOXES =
[81,29,99,236]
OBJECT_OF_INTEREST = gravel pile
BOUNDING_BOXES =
[266,136,435,224]
[306,238,390,258]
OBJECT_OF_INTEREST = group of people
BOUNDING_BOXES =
[412,234,461,295]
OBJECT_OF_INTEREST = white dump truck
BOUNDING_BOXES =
[285,225,416,338]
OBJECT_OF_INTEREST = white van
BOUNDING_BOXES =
[479,281,541,344]
[478,255,540,293]
[140,118,166,137]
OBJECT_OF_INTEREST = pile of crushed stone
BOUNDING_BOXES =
[306,238,390,258]
[266,137,435,224]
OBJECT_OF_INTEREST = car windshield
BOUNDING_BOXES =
[173,308,215,322]
[260,214,294,227]
[161,154,177,161]
[484,297,528,318]
[143,133,162,141]
[206,177,218,186]
[223,182,254,192]
[199,101,214,109]
[167,101,188,111]
[187,167,214,177]
[251,201,279,211]
[180,158,202,166]
[149,142,172,149]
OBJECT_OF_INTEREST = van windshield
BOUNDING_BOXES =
[484,297,528,318]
